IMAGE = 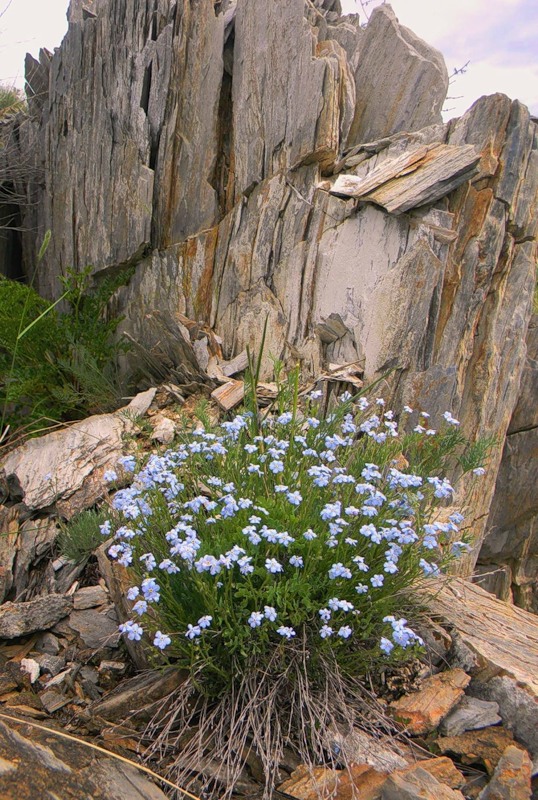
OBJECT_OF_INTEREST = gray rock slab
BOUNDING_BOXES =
[439,696,501,737]
[68,606,120,650]
[381,766,465,800]
[0,594,72,639]
[346,4,448,147]
[73,585,109,610]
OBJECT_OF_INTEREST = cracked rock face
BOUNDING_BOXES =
[4,1,538,578]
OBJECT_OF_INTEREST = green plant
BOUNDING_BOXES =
[57,507,110,563]
[0,260,133,440]
[104,373,488,796]
[0,83,26,117]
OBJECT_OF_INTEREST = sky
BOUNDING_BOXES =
[0,0,536,120]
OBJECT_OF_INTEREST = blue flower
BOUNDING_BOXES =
[370,574,384,588]
[153,631,172,649]
[328,563,352,580]
[318,608,331,621]
[265,558,284,574]
[104,469,118,483]
[185,624,202,639]
[287,491,302,506]
[264,606,277,621]
[320,625,333,639]
[380,637,394,654]
[338,626,352,639]
[276,626,296,639]
[289,555,304,568]
[119,620,143,641]
[248,611,264,628]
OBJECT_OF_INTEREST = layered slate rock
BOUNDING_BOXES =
[478,314,538,612]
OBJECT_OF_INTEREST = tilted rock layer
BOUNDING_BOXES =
[6,0,538,582]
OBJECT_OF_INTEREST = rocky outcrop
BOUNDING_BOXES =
[2,0,537,576]
[476,314,538,612]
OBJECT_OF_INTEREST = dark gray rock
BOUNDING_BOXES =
[0,594,72,639]
[439,696,502,737]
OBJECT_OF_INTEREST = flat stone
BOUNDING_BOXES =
[380,767,465,800]
[476,745,532,800]
[0,594,72,639]
[73,585,109,610]
[403,758,465,790]
[390,668,471,734]
[439,696,501,737]
[39,688,71,714]
[436,727,524,775]
[68,607,120,650]
[34,654,66,677]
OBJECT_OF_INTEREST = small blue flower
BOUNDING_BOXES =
[104,469,118,483]
[289,555,304,568]
[185,624,202,639]
[318,608,331,622]
[198,615,212,629]
[320,625,333,639]
[338,626,352,639]
[328,563,352,580]
[380,637,394,655]
[264,606,277,622]
[265,558,284,574]
[153,631,172,649]
[248,612,263,628]
[269,460,284,474]
[276,626,296,639]
[370,574,384,588]
[287,491,302,506]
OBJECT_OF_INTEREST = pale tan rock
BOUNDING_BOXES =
[436,727,523,776]
[389,668,471,734]
[380,766,465,800]
[476,745,532,800]
[0,594,72,639]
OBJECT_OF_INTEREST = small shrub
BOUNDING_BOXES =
[57,507,110,563]
[104,379,487,796]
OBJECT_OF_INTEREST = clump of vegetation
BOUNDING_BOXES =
[0,83,26,118]
[103,366,488,797]
[0,261,133,441]
[57,507,110,563]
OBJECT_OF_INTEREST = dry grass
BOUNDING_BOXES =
[143,644,399,799]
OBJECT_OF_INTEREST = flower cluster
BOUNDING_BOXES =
[103,393,484,688]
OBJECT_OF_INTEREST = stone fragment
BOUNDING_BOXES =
[39,688,71,714]
[346,4,448,146]
[330,727,409,771]
[278,765,340,799]
[34,653,66,677]
[73,585,109,610]
[403,758,465,790]
[67,607,121,650]
[436,727,523,775]
[439,696,502,737]
[0,594,72,639]
[211,379,245,411]
[380,767,465,800]
[19,658,40,683]
[389,668,471,734]
[149,415,176,444]
[90,668,186,724]
[332,143,480,214]
[476,745,532,800]
[34,632,61,655]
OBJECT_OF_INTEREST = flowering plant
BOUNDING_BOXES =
[103,379,486,793]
